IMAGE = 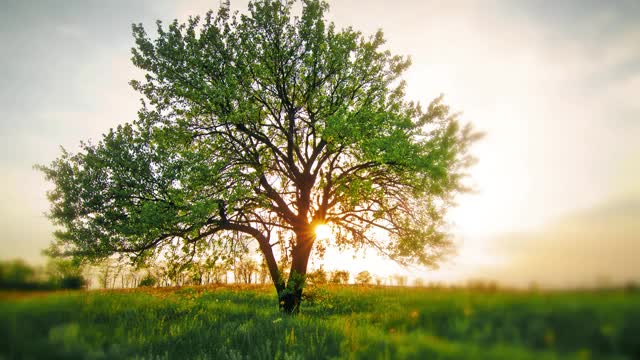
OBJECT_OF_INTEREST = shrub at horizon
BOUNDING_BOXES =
[0,259,86,290]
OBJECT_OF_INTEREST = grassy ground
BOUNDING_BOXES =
[1,285,639,359]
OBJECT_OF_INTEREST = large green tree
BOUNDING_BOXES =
[38,0,479,313]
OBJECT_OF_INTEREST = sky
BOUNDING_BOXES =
[1,0,638,288]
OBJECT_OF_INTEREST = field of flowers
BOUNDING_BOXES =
[1,285,639,359]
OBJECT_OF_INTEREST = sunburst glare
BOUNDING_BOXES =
[315,224,332,240]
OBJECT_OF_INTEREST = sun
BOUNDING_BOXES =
[315,224,332,240]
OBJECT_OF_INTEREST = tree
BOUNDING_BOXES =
[38,0,479,313]
[329,270,350,284]
[257,258,271,284]
[203,257,229,284]
[355,270,372,285]
[0,260,36,289]
[392,274,408,287]
[306,267,328,286]
[45,257,87,289]
[236,257,259,284]
[94,259,118,289]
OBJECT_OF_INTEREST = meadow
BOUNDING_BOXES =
[1,285,639,359]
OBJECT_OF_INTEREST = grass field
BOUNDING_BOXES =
[1,285,639,359]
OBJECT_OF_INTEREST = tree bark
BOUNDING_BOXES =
[256,233,285,293]
[279,229,315,314]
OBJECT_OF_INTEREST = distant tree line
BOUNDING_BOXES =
[87,255,415,289]
[91,255,270,289]
[82,237,398,289]
[0,256,416,291]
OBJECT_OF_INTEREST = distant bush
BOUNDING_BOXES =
[0,260,37,289]
[624,281,638,292]
[59,275,87,290]
[0,259,87,290]
[138,275,157,287]
[301,286,331,305]
[306,268,328,286]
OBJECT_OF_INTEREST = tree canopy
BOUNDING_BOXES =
[38,0,480,313]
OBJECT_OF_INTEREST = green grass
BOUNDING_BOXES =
[1,285,639,359]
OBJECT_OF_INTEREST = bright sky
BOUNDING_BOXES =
[1,0,638,288]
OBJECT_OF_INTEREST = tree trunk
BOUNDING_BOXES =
[254,230,286,297]
[279,230,314,314]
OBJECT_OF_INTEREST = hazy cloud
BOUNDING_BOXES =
[482,196,640,288]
